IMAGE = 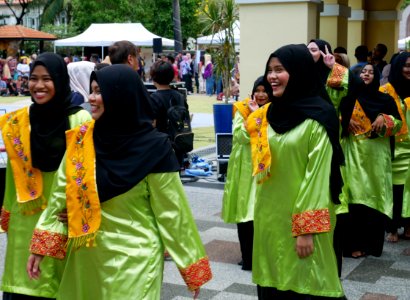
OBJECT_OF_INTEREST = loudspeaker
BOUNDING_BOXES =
[153,38,162,53]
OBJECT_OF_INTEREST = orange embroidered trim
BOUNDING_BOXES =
[327,63,347,88]
[381,114,394,137]
[66,120,100,248]
[178,256,212,291]
[30,228,67,260]
[233,98,252,120]
[380,83,408,137]
[350,100,372,136]
[1,208,10,232]
[247,102,271,182]
[0,108,43,206]
[292,208,331,237]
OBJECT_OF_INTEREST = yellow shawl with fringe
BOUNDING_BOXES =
[380,82,408,139]
[246,102,271,183]
[0,107,45,214]
[233,98,252,120]
[65,120,101,248]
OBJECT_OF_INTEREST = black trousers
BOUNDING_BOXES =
[386,184,410,233]
[257,286,346,300]
[237,221,253,270]
[3,292,54,300]
[333,213,348,277]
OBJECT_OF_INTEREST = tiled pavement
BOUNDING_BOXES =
[160,176,410,300]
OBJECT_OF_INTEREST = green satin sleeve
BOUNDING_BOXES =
[222,112,255,223]
[147,172,208,269]
[292,122,333,217]
[326,69,349,113]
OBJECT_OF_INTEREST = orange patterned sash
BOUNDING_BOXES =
[350,100,372,136]
[65,120,101,248]
[246,102,271,183]
[233,98,252,120]
[0,108,45,213]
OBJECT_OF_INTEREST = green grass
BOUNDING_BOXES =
[187,93,219,114]
[0,96,30,104]
[193,126,215,149]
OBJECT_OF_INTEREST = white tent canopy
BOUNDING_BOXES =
[197,21,240,45]
[54,23,174,56]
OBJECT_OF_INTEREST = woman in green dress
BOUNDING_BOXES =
[222,76,271,271]
[247,44,345,299]
[0,53,91,299]
[26,64,212,300]
[340,63,401,258]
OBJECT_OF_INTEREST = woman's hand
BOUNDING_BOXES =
[27,254,44,280]
[248,97,259,112]
[57,209,68,224]
[192,288,200,299]
[320,45,335,69]
[348,119,363,134]
[371,115,385,133]
[295,234,314,258]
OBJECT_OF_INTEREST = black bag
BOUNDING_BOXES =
[167,97,194,153]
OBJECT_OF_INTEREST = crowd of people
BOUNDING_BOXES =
[0,37,409,299]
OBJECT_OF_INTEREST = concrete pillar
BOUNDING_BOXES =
[236,0,322,98]
[320,0,351,51]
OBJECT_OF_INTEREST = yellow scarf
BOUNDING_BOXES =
[0,108,45,213]
[350,100,372,137]
[65,120,101,248]
[246,102,271,183]
[233,98,252,120]
[380,83,408,139]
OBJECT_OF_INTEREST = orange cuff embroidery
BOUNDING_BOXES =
[178,256,212,291]
[1,207,10,232]
[327,63,346,88]
[381,114,394,137]
[292,209,331,237]
[30,228,67,260]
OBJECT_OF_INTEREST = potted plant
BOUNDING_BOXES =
[200,0,239,133]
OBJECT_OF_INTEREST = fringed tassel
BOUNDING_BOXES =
[256,167,271,184]
[67,232,98,251]
[19,195,47,215]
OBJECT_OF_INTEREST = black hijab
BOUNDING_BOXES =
[309,39,333,85]
[29,52,82,172]
[251,76,271,98]
[265,44,344,204]
[91,64,180,202]
[388,51,410,101]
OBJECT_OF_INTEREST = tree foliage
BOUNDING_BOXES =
[67,0,202,42]
[3,0,30,25]
[401,0,410,10]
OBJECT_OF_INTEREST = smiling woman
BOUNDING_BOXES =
[29,65,56,105]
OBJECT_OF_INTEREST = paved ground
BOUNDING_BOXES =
[1,99,410,299]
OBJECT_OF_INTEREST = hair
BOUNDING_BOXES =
[334,53,350,68]
[94,63,111,71]
[334,46,347,54]
[354,45,368,62]
[376,43,388,57]
[167,55,175,64]
[150,60,174,85]
[108,40,138,64]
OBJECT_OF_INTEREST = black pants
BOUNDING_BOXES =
[257,286,346,300]
[3,292,54,300]
[237,221,253,270]
[386,184,410,233]
[333,213,348,277]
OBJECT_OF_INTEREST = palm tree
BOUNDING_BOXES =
[200,0,238,102]
[173,0,183,53]
[40,0,72,29]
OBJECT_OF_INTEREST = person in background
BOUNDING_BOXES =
[180,55,193,94]
[16,58,30,78]
[334,53,350,68]
[380,52,401,86]
[340,63,401,258]
[67,61,96,106]
[222,76,271,271]
[248,44,345,299]
[167,55,179,82]
[108,40,139,71]
[350,45,369,78]
[334,46,347,54]
[382,52,410,243]
[372,43,388,74]
[6,77,18,96]
[0,77,7,96]
[19,75,30,96]
[27,64,212,300]
[204,54,214,96]
[149,60,189,167]
[0,52,90,300]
